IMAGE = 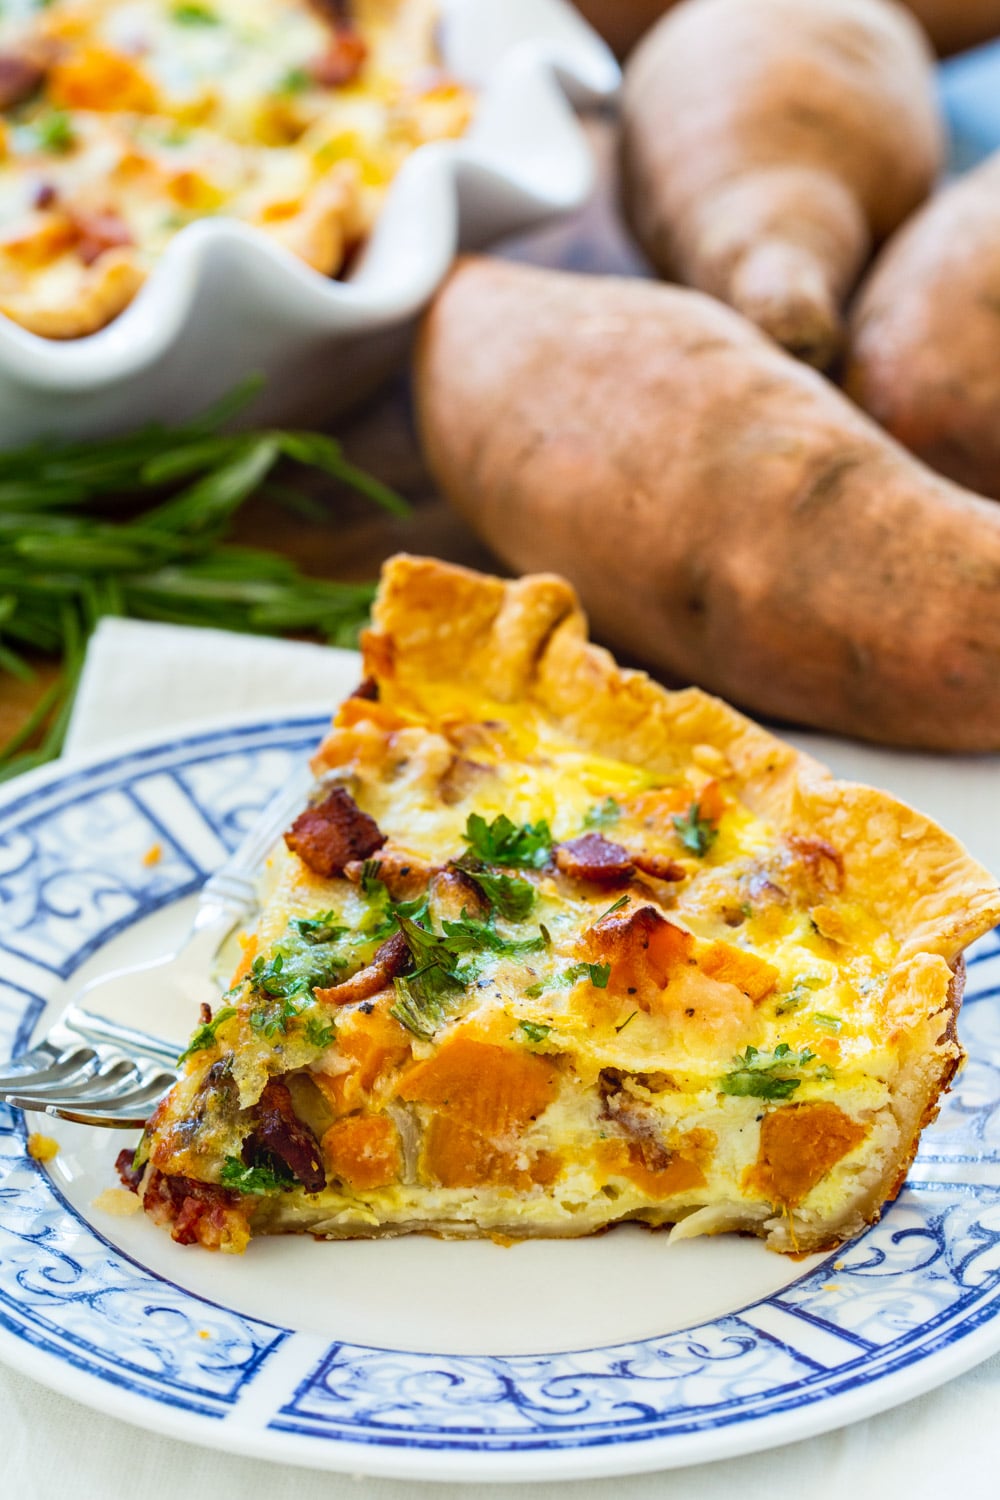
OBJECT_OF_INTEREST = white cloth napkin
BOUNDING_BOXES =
[4,617,1000,1500]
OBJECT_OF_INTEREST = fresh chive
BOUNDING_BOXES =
[0,381,405,777]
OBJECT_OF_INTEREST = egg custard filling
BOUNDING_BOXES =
[123,554,1000,1254]
[0,0,471,336]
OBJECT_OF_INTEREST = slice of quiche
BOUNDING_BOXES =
[121,554,1000,1254]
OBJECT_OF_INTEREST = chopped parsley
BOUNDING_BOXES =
[177,1005,236,1064]
[290,912,347,945]
[774,975,825,1015]
[525,961,611,998]
[461,812,552,869]
[278,66,311,94]
[389,908,548,1039]
[303,1014,336,1049]
[457,861,536,921]
[248,991,302,1038]
[672,801,718,857]
[719,1043,819,1101]
[30,110,75,155]
[519,1020,552,1044]
[583,797,621,830]
[172,1,218,22]
[220,1156,295,1195]
[391,968,464,1041]
[440,909,545,960]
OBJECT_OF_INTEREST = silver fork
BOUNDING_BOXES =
[0,761,314,1129]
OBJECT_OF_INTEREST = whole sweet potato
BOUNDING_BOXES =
[415,258,1000,752]
[621,0,942,368]
[846,151,1000,499]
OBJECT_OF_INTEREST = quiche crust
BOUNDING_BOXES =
[129,554,1000,1256]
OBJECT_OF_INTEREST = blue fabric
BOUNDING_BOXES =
[940,39,1000,171]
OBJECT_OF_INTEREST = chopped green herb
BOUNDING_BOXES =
[774,975,826,1016]
[583,797,621,830]
[220,1156,295,1195]
[249,952,306,999]
[440,909,545,960]
[519,1020,552,1045]
[672,801,718,857]
[303,1013,336,1049]
[131,1130,150,1173]
[0,378,405,782]
[278,66,311,94]
[172,1,218,22]
[249,992,302,1038]
[290,912,347,945]
[31,109,75,154]
[525,961,611,999]
[458,861,536,921]
[719,1043,819,1101]
[461,812,552,869]
[390,970,461,1040]
[813,1013,843,1034]
[177,1004,236,1063]
[598,894,630,921]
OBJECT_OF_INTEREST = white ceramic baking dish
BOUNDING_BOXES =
[0,0,618,443]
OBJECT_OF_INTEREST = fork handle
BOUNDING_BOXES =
[191,760,315,934]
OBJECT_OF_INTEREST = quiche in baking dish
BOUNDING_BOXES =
[121,554,1000,1254]
[0,0,470,336]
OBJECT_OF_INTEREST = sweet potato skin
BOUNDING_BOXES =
[572,0,680,56]
[576,0,1000,56]
[845,152,1000,500]
[902,0,1000,52]
[621,0,942,368]
[415,257,1000,752]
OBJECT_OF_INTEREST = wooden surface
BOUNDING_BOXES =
[0,116,646,753]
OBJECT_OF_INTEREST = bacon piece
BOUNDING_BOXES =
[344,846,436,901]
[555,833,635,883]
[785,835,844,896]
[115,1146,144,1193]
[438,755,493,806]
[32,181,57,210]
[284,786,385,878]
[350,676,379,701]
[0,51,44,110]
[142,1168,247,1249]
[71,208,133,267]
[310,27,367,88]
[251,1079,326,1193]
[631,850,686,882]
[314,930,410,1008]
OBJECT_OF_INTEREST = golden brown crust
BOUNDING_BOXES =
[371,553,1000,968]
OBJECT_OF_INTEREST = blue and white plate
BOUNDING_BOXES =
[2,710,1000,1482]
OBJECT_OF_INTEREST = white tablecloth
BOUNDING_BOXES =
[4,617,1000,1499]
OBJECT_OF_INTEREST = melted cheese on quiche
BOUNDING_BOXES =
[0,0,471,335]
